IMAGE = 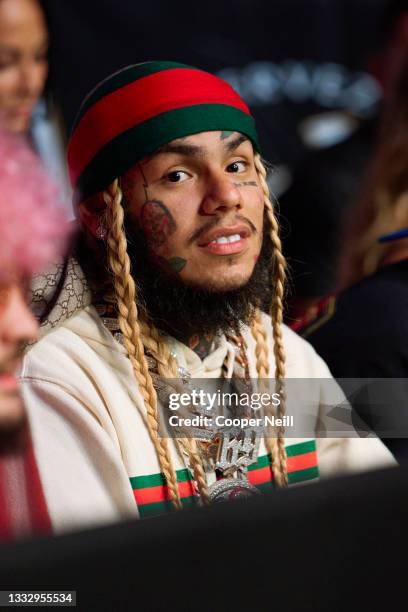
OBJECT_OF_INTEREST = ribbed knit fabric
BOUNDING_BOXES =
[67,61,260,201]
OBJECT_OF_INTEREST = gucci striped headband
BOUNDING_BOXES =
[68,61,260,202]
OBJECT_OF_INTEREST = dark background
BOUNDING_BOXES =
[43,0,388,148]
[41,0,395,303]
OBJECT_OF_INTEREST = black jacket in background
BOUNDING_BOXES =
[307,260,408,463]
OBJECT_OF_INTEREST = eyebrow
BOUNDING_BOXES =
[223,133,249,152]
[158,143,205,157]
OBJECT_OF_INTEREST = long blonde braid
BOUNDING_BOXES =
[250,309,286,486]
[104,180,182,509]
[138,320,211,505]
[253,155,288,487]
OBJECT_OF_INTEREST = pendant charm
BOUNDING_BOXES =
[216,427,261,474]
[207,478,260,503]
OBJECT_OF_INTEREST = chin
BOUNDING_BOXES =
[185,268,253,293]
[6,117,30,134]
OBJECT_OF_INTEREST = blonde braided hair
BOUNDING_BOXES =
[250,310,287,487]
[253,154,288,486]
[138,320,211,505]
[101,152,288,508]
[104,180,181,509]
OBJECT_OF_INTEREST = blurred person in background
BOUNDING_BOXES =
[284,0,408,330]
[0,0,48,134]
[0,0,71,212]
[0,129,67,540]
[305,17,408,463]
[337,8,408,289]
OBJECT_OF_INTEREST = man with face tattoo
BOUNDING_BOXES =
[21,62,395,532]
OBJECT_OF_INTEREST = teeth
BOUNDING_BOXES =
[212,234,241,245]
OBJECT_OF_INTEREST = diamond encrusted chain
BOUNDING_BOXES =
[168,338,262,502]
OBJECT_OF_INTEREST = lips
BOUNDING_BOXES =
[0,358,20,375]
[13,105,32,114]
[0,372,19,392]
[196,224,253,256]
[0,357,21,388]
[197,224,251,247]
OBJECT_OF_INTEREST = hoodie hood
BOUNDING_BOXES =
[29,256,92,339]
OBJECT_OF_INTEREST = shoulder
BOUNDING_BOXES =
[20,305,136,452]
[21,305,126,395]
[23,307,96,374]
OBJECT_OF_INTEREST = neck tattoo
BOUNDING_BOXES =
[187,333,215,359]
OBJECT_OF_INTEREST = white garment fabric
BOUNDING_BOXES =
[21,306,395,533]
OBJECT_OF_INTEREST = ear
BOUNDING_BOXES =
[78,194,107,239]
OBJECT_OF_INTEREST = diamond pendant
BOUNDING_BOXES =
[207,478,260,503]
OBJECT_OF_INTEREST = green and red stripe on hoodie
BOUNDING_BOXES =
[130,440,319,518]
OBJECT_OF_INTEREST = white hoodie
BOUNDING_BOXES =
[20,304,396,534]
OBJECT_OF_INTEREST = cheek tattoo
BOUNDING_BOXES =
[167,256,187,273]
[136,167,187,272]
[140,200,187,273]
[140,200,176,249]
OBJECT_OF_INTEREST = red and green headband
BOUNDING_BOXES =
[67,61,260,202]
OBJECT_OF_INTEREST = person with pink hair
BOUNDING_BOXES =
[0,128,67,539]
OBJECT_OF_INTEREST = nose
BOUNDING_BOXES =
[0,284,38,348]
[200,170,242,215]
[17,59,46,99]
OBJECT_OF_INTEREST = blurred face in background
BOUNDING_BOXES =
[0,276,38,428]
[0,0,48,133]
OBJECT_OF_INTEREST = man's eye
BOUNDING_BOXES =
[165,170,189,183]
[226,161,246,173]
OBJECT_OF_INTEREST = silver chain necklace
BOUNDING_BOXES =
[169,343,262,504]
[98,305,262,504]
